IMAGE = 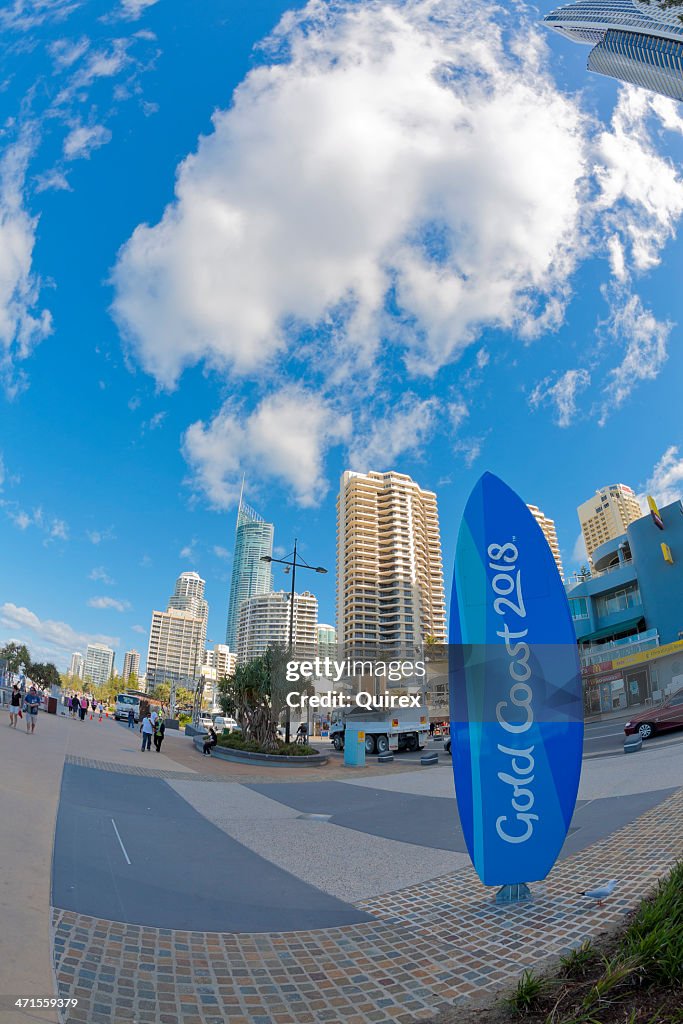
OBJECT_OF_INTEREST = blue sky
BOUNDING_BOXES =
[2,0,683,673]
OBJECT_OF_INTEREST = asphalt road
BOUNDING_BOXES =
[321,719,683,762]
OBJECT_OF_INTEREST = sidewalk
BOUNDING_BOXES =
[0,710,194,1022]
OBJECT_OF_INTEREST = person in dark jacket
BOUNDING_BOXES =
[127,707,135,729]
[203,726,218,756]
[153,716,166,752]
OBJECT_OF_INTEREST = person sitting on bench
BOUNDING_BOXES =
[203,726,218,756]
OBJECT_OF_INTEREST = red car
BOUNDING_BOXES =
[623,689,683,740]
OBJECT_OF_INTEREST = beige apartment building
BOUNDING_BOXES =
[235,590,318,664]
[146,608,206,690]
[122,649,140,683]
[336,470,447,656]
[577,484,643,563]
[527,504,564,580]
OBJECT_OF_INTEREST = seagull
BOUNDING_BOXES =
[578,879,618,906]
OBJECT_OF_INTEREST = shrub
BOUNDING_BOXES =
[216,732,317,756]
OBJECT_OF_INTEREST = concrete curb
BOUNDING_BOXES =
[192,735,329,766]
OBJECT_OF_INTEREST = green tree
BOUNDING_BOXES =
[217,645,310,749]
[29,662,61,689]
[1,642,32,675]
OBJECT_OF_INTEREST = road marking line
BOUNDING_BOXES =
[111,818,131,865]
[585,730,624,740]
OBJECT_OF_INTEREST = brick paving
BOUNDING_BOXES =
[52,786,683,1024]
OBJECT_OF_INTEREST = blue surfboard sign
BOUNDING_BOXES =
[449,472,583,887]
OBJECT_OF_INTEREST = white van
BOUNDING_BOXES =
[213,715,240,733]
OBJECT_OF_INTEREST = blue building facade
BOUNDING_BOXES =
[566,499,683,711]
[225,498,274,649]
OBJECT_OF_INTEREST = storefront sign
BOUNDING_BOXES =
[449,473,583,887]
[612,638,683,670]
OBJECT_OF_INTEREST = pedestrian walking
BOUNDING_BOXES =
[79,695,88,721]
[69,695,77,718]
[23,685,41,734]
[140,714,154,751]
[203,726,218,756]
[153,716,165,753]
[127,708,135,729]
[8,684,21,728]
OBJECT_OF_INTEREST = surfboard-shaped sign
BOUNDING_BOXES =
[449,472,583,887]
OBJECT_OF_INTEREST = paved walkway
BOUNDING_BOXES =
[2,708,683,1024]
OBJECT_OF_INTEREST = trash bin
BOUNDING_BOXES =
[47,696,58,714]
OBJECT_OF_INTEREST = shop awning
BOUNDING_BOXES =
[580,616,644,644]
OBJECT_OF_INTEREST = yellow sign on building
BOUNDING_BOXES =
[613,638,683,670]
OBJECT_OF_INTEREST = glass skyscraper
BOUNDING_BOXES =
[224,495,274,648]
[544,0,683,101]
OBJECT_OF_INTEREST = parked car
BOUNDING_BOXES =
[212,715,241,733]
[624,688,683,740]
[443,735,451,755]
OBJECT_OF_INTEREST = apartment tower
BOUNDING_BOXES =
[225,492,274,649]
[577,484,643,563]
[146,571,209,690]
[122,649,140,684]
[83,643,115,687]
[336,470,447,657]
[527,504,564,580]
[236,591,318,664]
[69,652,84,680]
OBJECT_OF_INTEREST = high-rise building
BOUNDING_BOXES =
[122,649,140,684]
[201,643,237,709]
[336,470,447,656]
[544,0,683,101]
[146,571,209,690]
[83,643,115,687]
[236,591,318,664]
[69,652,84,680]
[527,505,564,580]
[146,609,207,691]
[577,484,643,563]
[225,493,274,649]
[169,571,209,624]
[317,623,337,659]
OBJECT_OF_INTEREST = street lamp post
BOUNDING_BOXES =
[191,636,215,729]
[261,540,327,743]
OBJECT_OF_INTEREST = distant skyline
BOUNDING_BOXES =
[2,0,683,671]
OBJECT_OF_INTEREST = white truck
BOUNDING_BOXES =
[329,705,430,754]
[114,692,141,722]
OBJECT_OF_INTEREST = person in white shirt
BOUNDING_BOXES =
[140,714,154,751]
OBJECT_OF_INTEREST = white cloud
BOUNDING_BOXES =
[118,0,158,18]
[50,518,69,540]
[0,0,79,32]
[594,87,683,275]
[213,545,230,560]
[183,388,351,508]
[599,292,671,424]
[0,602,118,662]
[11,510,31,530]
[348,395,439,472]
[0,134,52,394]
[529,368,591,428]
[86,527,115,544]
[111,0,590,390]
[48,35,90,70]
[34,169,72,193]
[88,596,131,611]
[89,566,114,584]
[639,446,683,509]
[179,541,196,559]
[131,623,147,634]
[63,123,112,160]
[449,399,468,431]
[454,435,485,467]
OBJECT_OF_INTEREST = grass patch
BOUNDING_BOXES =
[216,732,318,756]
[429,861,683,1024]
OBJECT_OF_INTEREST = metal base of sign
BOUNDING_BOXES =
[495,883,532,904]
